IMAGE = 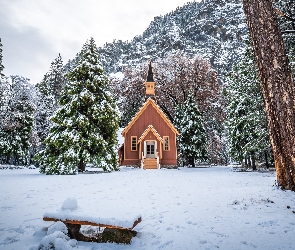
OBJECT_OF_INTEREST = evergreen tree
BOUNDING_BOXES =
[0,38,4,77]
[35,38,120,174]
[34,91,56,146]
[174,93,208,167]
[0,76,9,163]
[0,76,35,165]
[225,45,271,165]
[35,54,67,147]
[37,54,67,101]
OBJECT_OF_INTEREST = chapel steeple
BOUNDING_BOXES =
[147,60,154,82]
[145,60,156,99]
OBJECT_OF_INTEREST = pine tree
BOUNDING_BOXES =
[225,46,271,166]
[34,91,56,145]
[35,54,67,146]
[0,38,4,77]
[174,93,208,167]
[35,38,120,174]
[37,54,67,101]
[0,76,9,163]
[0,76,35,165]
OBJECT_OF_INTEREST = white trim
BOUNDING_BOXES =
[144,141,147,158]
[131,136,137,151]
[163,136,170,151]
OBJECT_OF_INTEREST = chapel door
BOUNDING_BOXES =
[146,141,156,158]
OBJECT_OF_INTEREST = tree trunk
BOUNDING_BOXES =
[5,154,10,164]
[250,151,257,171]
[78,158,86,172]
[245,155,250,168]
[264,150,269,169]
[242,0,295,190]
[247,155,251,168]
[244,157,248,167]
[189,157,195,168]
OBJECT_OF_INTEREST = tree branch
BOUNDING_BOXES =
[282,30,295,34]
[274,8,295,22]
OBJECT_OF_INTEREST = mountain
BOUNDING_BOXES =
[96,0,248,81]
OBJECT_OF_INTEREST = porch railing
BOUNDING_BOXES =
[156,152,160,169]
[141,152,144,169]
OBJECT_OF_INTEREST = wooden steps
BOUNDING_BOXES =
[144,158,158,169]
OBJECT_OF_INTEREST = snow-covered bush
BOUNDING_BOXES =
[47,221,68,235]
[36,222,77,250]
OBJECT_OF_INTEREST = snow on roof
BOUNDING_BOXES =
[138,125,163,143]
[121,98,179,136]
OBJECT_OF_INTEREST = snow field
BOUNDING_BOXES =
[0,166,294,249]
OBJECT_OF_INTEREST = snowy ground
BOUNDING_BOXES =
[0,166,295,250]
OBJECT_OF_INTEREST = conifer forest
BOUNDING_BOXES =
[0,0,295,190]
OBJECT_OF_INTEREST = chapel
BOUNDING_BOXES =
[118,61,179,169]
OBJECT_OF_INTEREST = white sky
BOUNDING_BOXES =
[0,0,195,84]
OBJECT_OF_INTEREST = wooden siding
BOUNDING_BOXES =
[123,102,177,166]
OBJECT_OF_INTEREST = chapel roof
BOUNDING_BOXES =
[121,98,179,136]
[138,125,163,143]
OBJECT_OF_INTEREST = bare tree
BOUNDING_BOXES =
[242,0,295,190]
[110,65,146,127]
[155,52,226,164]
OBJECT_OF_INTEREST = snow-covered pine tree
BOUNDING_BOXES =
[34,90,56,146]
[35,54,67,147]
[0,76,35,165]
[225,45,271,166]
[0,76,9,163]
[175,93,208,167]
[35,38,120,174]
[37,54,67,101]
[0,39,5,142]
[0,38,4,77]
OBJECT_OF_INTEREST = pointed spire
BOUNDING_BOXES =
[146,60,154,82]
[145,60,156,100]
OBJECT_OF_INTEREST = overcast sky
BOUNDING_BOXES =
[0,0,195,84]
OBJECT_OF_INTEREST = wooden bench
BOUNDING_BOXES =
[43,216,142,244]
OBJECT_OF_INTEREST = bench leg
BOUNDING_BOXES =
[65,223,81,240]
[64,223,137,244]
[102,228,137,244]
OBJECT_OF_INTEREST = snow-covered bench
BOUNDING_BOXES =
[43,198,142,244]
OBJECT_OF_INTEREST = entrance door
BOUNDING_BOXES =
[146,141,156,158]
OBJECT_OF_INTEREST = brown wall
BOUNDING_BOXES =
[123,103,177,165]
